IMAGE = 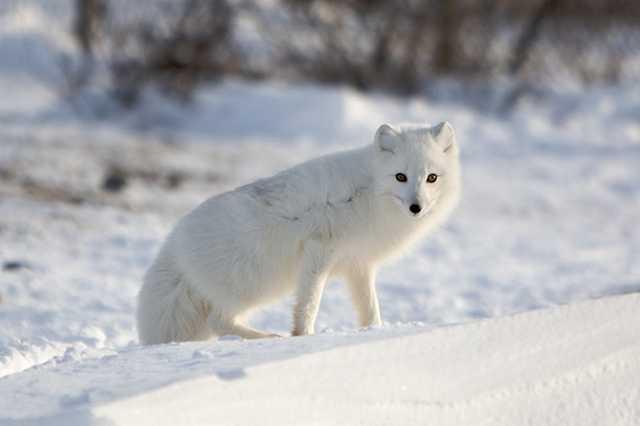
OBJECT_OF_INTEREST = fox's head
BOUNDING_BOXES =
[371,122,461,221]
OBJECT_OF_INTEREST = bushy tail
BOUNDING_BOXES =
[137,250,211,345]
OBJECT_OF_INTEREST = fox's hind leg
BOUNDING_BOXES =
[207,311,279,339]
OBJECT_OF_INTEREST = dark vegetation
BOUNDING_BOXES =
[72,0,640,107]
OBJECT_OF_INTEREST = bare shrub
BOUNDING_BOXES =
[70,0,640,104]
[107,0,237,105]
[241,0,449,94]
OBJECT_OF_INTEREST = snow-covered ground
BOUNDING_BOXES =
[3,293,640,425]
[1,1,639,424]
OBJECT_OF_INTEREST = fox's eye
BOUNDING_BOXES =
[395,173,407,183]
[426,173,438,183]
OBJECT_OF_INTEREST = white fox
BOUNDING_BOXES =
[137,122,461,344]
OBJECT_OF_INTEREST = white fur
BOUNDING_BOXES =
[137,122,461,344]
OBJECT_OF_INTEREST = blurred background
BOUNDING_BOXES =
[27,0,640,106]
[0,0,638,377]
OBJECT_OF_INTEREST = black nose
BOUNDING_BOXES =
[409,204,422,214]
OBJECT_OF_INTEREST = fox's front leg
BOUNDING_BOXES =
[292,241,332,336]
[345,265,381,328]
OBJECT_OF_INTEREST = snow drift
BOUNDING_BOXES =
[1,293,639,425]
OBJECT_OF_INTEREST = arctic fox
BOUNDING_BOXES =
[137,122,461,344]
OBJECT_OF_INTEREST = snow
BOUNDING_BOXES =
[2,294,639,425]
[1,1,639,424]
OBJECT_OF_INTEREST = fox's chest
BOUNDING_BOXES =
[320,202,421,262]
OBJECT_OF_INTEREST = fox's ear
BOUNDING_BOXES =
[432,121,457,154]
[375,124,400,153]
